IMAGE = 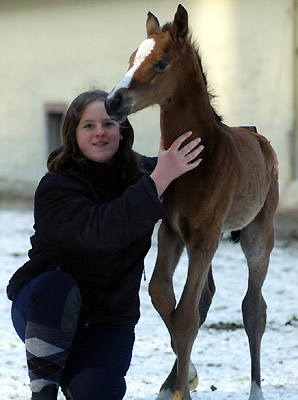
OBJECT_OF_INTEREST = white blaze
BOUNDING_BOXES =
[108,38,155,99]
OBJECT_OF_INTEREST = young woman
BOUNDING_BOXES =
[6,89,203,400]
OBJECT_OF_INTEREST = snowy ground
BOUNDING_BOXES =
[0,208,297,400]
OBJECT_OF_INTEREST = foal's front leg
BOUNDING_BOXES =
[199,264,216,328]
[155,264,215,399]
[170,229,220,400]
[149,220,184,399]
[149,219,184,331]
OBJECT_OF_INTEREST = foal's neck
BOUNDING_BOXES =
[160,43,217,148]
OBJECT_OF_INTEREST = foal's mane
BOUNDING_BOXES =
[161,23,222,123]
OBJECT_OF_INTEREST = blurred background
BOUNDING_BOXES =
[0,0,297,220]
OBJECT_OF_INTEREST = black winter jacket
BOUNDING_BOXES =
[7,156,167,326]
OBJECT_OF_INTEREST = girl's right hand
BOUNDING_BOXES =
[150,131,204,196]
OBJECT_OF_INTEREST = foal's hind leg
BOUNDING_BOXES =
[240,184,278,400]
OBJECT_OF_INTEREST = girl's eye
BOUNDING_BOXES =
[84,123,93,129]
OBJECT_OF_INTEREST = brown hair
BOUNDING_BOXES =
[47,89,142,182]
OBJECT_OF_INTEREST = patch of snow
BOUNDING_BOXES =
[0,210,297,399]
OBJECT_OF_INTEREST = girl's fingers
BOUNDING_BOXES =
[170,131,193,151]
[184,144,204,162]
[180,138,202,156]
[185,158,203,171]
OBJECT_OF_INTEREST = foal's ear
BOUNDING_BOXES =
[147,12,160,36]
[172,4,188,46]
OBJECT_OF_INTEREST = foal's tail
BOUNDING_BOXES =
[230,230,241,243]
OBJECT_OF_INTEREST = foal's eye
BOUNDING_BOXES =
[154,61,168,71]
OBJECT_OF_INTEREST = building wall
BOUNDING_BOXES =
[0,0,297,211]
[194,0,297,210]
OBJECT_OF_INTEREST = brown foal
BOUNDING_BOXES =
[105,5,279,400]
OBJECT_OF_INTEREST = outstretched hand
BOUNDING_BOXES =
[150,131,203,196]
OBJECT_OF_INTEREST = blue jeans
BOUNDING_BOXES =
[11,270,135,400]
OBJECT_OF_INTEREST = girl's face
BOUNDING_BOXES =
[76,100,123,163]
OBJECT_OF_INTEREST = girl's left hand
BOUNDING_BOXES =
[150,131,204,196]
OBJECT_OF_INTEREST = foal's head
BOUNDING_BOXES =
[105,4,190,122]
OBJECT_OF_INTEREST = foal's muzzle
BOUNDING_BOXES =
[105,90,133,123]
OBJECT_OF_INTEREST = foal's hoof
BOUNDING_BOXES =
[172,389,191,400]
[189,374,199,391]
[188,361,198,391]
[248,381,265,400]
[173,390,184,400]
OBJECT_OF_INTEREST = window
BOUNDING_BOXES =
[45,104,67,155]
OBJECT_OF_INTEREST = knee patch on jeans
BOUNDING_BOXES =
[60,286,82,330]
[25,271,82,329]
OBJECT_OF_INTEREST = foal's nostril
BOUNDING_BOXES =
[113,92,123,108]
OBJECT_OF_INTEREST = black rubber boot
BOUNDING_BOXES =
[31,384,58,400]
